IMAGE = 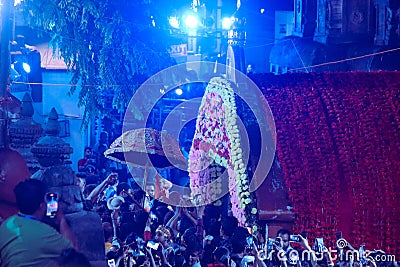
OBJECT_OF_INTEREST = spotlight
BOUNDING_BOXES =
[185,15,198,29]
[12,61,31,74]
[260,8,265,14]
[222,17,232,30]
[175,88,183,96]
[22,62,31,73]
[169,16,180,29]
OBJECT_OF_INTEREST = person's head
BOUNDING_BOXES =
[213,246,230,266]
[177,215,194,234]
[76,176,86,192]
[155,225,171,244]
[277,229,291,250]
[84,147,92,158]
[14,179,47,216]
[145,184,155,197]
[117,182,131,196]
[99,131,108,144]
[58,248,91,267]
[182,227,197,247]
[221,216,238,237]
[204,217,221,237]
[231,227,249,254]
[184,242,202,266]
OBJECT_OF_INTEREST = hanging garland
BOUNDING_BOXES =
[189,77,257,228]
[253,71,400,256]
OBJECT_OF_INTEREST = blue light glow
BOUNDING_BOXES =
[222,17,232,30]
[185,15,198,29]
[169,16,180,29]
[22,62,31,73]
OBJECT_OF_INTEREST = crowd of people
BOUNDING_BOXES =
[0,132,398,267]
[1,174,398,267]
[90,180,398,267]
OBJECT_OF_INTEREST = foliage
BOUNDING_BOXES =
[21,0,177,127]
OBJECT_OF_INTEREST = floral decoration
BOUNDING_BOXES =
[188,77,256,227]
[252,71,400,256]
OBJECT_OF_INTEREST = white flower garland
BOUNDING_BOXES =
[188,77,253,226]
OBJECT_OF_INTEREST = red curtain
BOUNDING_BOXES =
[251,71,400,256]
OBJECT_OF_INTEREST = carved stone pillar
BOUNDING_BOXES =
[9,93,43,174]
[31,108,106,265]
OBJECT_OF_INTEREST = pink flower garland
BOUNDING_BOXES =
[188,77,253,226]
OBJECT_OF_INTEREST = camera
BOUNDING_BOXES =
[290,235,300,242]
[45,193,58,218]
[275,236,282,246]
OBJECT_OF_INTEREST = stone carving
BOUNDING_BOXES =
[31,107,106,265]
[9,93,43,174]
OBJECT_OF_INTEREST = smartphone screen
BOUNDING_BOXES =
[46,193,58,218]
[267,238,275,251]
[107,259,116,267]
[315,238,325,252]
[290,235,300,242]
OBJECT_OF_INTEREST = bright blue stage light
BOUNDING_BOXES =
[222,17,232,30]
[185,14,198,29]
[22,62,31,73]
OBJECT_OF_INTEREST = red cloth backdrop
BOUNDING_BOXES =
[251,71,400,256]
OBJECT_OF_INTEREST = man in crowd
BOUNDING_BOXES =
[77,146,99,184]
[0,179,77,267]
[93,131,110,176]
[272,229,317,267]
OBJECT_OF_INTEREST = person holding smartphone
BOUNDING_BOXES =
[0,179,77,267]
[271,229,299,267]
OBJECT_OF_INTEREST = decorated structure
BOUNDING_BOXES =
[9,93,43,173]
[31,108,106,265]
[188,77,259,229]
